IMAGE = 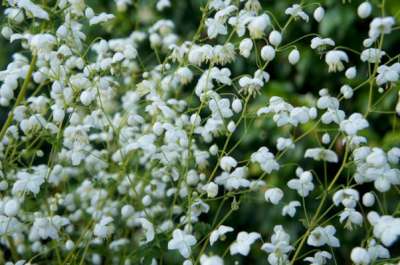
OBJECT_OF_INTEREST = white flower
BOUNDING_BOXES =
[311,37,335,50]
[288,49,300,65]
[268,31,282,46]
[367,239,390,261]
[209,98,233,119]
[156,0,171,11]
[366,148,387,167]
[339,208,363,227]
[239,38,253,58]
[304,251,332,265]
[370,214,400,246]
[265,188,284,205]
[238,70,270,95]
[285,4,309,22]
[376,63,400,86]
[287,169,315,197]
[307,225,340,247]
[313,7,325,22]
[304,148,338,163]
[89,13,115,25]
[30,216,69,240]
[206,18,227,39]
[261,225,293,264]
[251,147,280,173]
[175,67,193,85]
[139,218,155,244]
[345,66,357,79]
[290,107,315,125]
[357,2,372,19]
[360,48,385,63]
[369,17,395,41]
[17,0,49,20]
[215,166,250,190]
[388,147,400,164]
[276,137,294,151]
[247,14,270,39]
[227,10,253,37]
[340,113,369,135]
[0,215,22,235]
[220,156,237,172]
[210,225,234,246]
[200,255,224,265]
[325,50,349,72]
[261,45,276,61]
[282,201,301,217]
[12,171,45,195]
[351,247,371,265]
[94,216,114,239]
[30,34,56,52]
[168,229,197,258]
[333,188,360,208]
[230,231,261,256]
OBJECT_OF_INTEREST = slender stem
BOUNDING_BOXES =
[0,54,37,142]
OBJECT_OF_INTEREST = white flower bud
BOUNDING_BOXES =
[239,38,253,58]
[85,7,95,19]
[313,7,325,22]
[205,182,218,198]
[261,45,276,61]
[220,156,237,172]
[142,195,152,206]
[4,199,20,217]
[1,26,13,39]
[345,67,357,79]
[121,205,134,218]
[362,192,375,207]
[357,2,372,19]
[351,247,371,265]
[153,122,164,135]
[265,188,283,205]
[397,92,400,116]
[0,181,8,191]
[227,121,236,133]
[288,49,300,65]
[209,144,219,155]
[232,99,243,113]
[340,85,354,99]
[363,38,373,47]
[187,171,199,186]
[65,240,75,251]
[80,90,95,106]
[268,31,282,46]
[112,52,125,63]
[322,133,331,144]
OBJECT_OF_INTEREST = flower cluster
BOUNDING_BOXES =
[0,0,399,265]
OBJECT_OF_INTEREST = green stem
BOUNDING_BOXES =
[0,54,37,142]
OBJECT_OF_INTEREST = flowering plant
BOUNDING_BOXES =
[0,0,399,264]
